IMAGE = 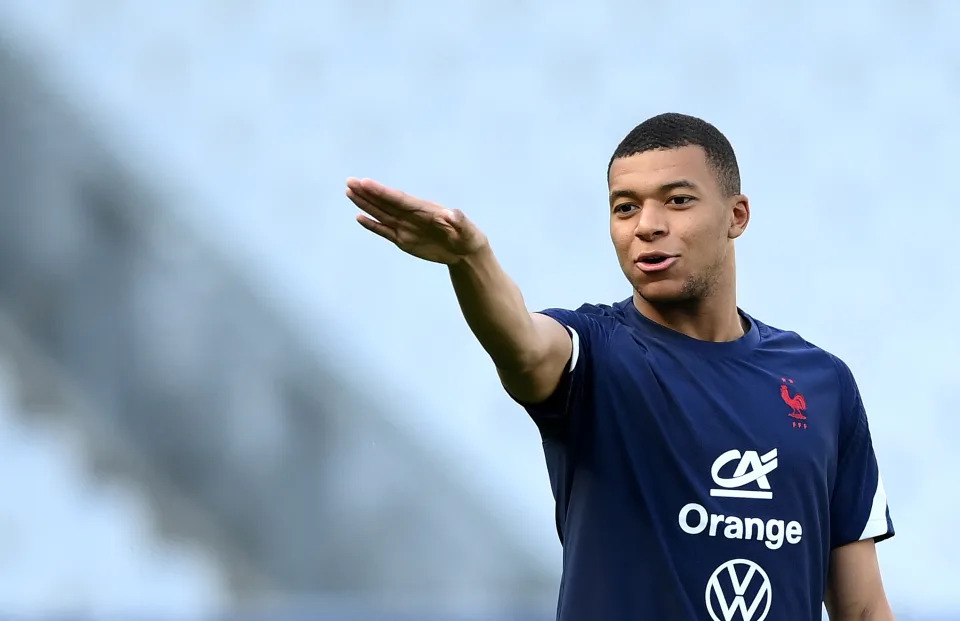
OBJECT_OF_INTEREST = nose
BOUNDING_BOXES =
[633,204,668,242]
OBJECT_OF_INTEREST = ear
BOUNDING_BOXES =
[728,194,750,239]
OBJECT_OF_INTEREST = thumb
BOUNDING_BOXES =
[439,208,468,231]
[438,207,487,255]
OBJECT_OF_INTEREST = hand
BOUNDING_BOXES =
[346,178,489,265]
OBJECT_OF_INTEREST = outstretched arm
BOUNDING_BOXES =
[346,178,572,403]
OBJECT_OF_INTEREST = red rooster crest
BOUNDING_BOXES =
[780,378,807,420]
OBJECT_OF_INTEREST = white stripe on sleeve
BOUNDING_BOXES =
[859,472,890,540]
[568,327,580,372]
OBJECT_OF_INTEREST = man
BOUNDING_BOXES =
[345,113,895,620]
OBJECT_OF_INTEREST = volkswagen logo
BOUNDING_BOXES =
[705,558,772,621]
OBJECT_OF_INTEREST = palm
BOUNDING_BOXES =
[346,178,486,264]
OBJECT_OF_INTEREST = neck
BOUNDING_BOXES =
[632,270,744,343]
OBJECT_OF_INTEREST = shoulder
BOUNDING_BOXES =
[537,299,631,330]
[535,300,638,356]
[752,315,859,398]
[754,316,835,358]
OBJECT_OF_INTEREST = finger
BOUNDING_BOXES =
[350,178,436,217]
[356,214,399,244]
[346,179,416,221]
[345,177,372,196]
[346,188,400,227]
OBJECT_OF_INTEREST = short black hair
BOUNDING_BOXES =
[608,113,741,196]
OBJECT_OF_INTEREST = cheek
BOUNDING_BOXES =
[677,214,725,247]
[670,225,714,265]
[610,228,634,259]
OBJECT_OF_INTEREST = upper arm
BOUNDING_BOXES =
[500,306,609,424]
[830,356,894,547]
[824,539,894,620]
[825,357,895,619]
[497,312,574,404]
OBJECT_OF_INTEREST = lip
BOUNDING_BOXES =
[634,253,679,273]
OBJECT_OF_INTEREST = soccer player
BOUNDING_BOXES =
[345,113,894,621]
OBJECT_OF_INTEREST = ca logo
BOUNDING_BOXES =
[710,449,778,500]
[705,558,772,621]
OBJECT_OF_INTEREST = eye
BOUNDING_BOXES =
[613,203,638,215]
[667,195,695,207]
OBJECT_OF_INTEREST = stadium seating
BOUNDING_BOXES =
[0,358,226,617]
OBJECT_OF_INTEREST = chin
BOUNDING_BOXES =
[633,279,691,304]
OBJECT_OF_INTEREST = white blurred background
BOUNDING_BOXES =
[0,1,955,619]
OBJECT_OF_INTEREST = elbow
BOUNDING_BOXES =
[864,605,896,621]
[831,603,895,621]
[861,598,896,621]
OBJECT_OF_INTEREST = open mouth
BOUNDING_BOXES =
[635,253,678,272]
[639,256,669,265]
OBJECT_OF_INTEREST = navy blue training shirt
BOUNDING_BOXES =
[521,298,894,621]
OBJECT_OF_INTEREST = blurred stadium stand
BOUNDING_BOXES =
[0,340,228,615]
[0,1,958,620]
[0,21,553,621]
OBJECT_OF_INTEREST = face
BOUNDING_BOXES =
[608,146,749,305]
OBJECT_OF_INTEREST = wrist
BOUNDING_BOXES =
[449,238,493,270]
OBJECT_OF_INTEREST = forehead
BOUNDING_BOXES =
[608,145,716,194]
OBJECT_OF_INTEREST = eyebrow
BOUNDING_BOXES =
[609,179,700,203]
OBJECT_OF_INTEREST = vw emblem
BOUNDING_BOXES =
[705,558,772,621]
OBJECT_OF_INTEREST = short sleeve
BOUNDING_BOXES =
[516,305,610,427]
[829,357,895,548]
